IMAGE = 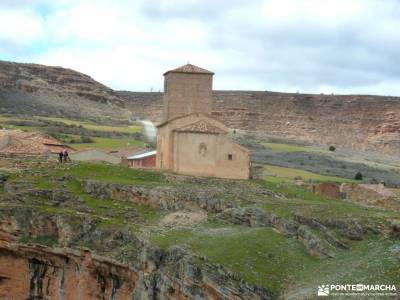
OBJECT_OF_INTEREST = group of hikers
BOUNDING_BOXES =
[58,149,71,163]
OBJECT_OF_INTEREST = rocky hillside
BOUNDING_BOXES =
[0,157,399,299]
[0,60,132,123]
[118,91,400,155]
[1,60,399,154]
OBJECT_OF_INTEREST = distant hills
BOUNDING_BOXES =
[1,60,399,155]
[0,60,131,123]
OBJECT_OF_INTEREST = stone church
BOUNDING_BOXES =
[156,64,250,179]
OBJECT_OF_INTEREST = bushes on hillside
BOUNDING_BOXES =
[354,172,363,180]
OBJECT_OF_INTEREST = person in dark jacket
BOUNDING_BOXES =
[58,151,63,163]
[63,149,70,163]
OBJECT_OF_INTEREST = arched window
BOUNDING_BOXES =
[198,143,207,157]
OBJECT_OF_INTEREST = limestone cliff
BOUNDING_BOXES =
[118,91,400,155]
[0,208,273,300]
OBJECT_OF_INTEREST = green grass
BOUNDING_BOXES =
[262,142,322,153]
[151,224,400,297]
[65,178,162,228]
[34,177,54,189]
[151,226,316,294]
[36,116,142,133]
[0,115,145,151]
[264,165,354,184]
[69,136,145,150]
[284,236,400,299]
[260,180,399,221]
[53,162,163,185]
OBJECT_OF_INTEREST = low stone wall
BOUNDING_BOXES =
[312,183,341,199]
[340,183,400,211]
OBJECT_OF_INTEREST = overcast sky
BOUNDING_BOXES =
[0,0,399,95]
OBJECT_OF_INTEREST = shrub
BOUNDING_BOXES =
[329,145,336,151]
[354,172,363,180]
[80,135,94,143]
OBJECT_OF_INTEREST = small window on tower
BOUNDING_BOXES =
[228,154,233,160]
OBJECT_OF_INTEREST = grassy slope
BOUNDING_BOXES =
[2,118,399,299]
[36,116,141,133]
[68,135,145,150]
[52,162,163,185]
[151,224,400,296]
[264,165,356,184]
[262,142,323,153]
[3,160,399,298]
[260,180,399,221]
[0,115,145,150]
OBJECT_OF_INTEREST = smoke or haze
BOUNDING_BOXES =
[140,120,156,145]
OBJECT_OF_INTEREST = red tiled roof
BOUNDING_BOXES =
[0,130,73,154]
[164,64,214,76]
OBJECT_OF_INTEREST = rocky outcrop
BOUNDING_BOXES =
[84,180,237,212]
[390,220,400,239]
[0,60,132,123]
[300,216,367,241]
[118,90,400,155]
[293,214,349,249]
[217,208,335,258]
[0,209,275,300]
[117,91,164,122]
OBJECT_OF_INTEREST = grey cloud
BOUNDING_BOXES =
[203,2,400,91]
[1,0,399,95]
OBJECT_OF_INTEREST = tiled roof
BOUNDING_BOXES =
[127,150,157,160]
[108,147,145,158]
[164,64,214,75]
[0,130,73,154]
[176,120,226,134]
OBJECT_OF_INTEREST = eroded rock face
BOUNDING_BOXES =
[0,210,275,300]
[0,245,137,300]
[118,91,400,155]
[84,180,237,213]
[0,60,131,123]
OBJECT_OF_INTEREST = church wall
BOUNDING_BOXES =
[172,131,250,179]
[156,113,249,179]
[156,113,229,171]
[175,132,218,177]
[215,137,250,179]
[156,125,173,170]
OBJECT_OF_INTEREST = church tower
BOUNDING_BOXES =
[163,64,214,122]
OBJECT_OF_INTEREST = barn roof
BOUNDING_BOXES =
[127,150,156,160]
[163,64,214,76]
[0,129,73,154]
